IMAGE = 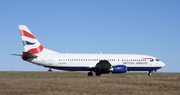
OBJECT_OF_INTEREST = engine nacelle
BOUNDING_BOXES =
[111,65,127,73]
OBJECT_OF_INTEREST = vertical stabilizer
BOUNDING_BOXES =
[19,25,44,54]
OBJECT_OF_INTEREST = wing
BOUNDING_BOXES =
[92,60,112,75]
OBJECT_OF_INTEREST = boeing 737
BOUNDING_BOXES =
[15,25,165,76]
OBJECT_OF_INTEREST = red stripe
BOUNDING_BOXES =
[27,45,44,54]
[20,29,36,39]
[142,58,153,60]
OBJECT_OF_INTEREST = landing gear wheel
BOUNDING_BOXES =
[48,68,52,72]
[148,71,152,76]
[88,72,93,76]
[96,72,101,76]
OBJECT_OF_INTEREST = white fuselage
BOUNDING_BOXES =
[28,50,165,71]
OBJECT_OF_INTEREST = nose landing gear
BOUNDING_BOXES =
[148,71,152,76]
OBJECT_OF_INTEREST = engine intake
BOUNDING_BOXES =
[111,65,127,73]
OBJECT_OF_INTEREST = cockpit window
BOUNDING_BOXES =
[155,59,159,61]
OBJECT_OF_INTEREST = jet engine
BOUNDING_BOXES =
[110,65,127,73]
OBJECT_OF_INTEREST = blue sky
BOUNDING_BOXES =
[0,0,179,72]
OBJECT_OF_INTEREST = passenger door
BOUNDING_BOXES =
[49,58,53,65]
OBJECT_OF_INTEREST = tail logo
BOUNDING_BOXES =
[23,41,36,46]
[27,45,44,54]
[20,30,36,39]
[19,26,44,54]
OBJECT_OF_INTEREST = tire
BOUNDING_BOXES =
[88,72,93,76]
[148,73,152,76]
[96,72,101,76]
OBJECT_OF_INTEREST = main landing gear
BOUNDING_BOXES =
[95,71,101,76]
[88,72,93,76]
[48,68,52,72]
[87,71,101,76]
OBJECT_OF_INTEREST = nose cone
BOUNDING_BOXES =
[160,61,165,67]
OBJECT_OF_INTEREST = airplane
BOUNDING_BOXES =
[16,25,165,76]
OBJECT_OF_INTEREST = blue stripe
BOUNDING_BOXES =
[23,41,35,46]
[127,67,162,71]
[47,66,162,72]
[48,66,91,71]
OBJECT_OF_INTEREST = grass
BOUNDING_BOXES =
[0,71,179,95]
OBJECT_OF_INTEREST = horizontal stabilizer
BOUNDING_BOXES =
[23,52,38,58]
[11,54,21,56]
